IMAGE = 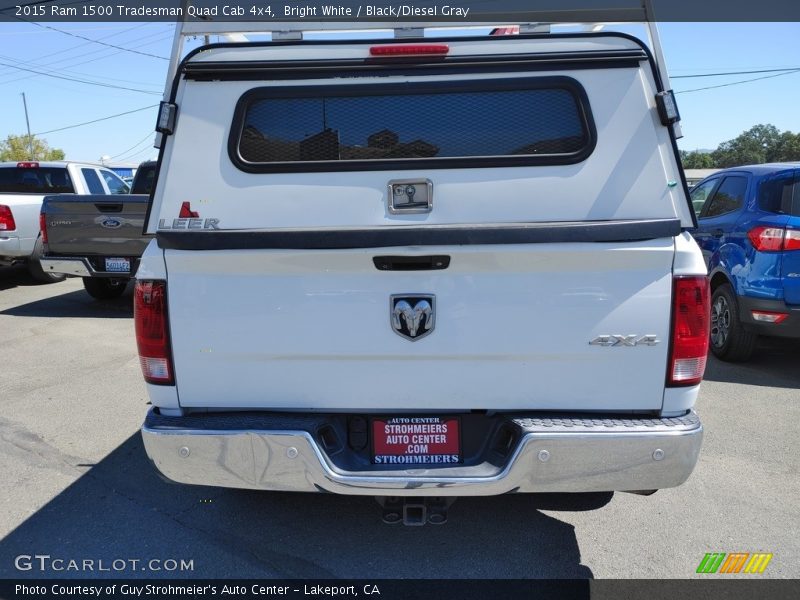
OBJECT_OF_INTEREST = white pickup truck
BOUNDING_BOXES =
[0,160,130,282]
[138,21,709,523]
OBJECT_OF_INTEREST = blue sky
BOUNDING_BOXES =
[0,21,797,163]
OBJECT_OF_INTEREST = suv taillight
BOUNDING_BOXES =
[134,280,174,385]
[785,229,800,251]
[668,276,710,386]
[748,226,800,251]
[0,205,16,231]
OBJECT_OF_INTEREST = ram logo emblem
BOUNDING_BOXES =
[391,295,435,341]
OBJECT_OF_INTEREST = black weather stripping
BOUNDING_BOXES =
[183,50,647,81]
[157,219,682,251]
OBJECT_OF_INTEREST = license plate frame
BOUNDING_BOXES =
[105,257,130,273]
[371,416,462,466]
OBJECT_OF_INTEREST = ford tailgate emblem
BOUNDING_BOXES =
[391,295,435,341]
[101,217,122,229]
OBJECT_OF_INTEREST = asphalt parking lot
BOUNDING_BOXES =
[1,267,798,579]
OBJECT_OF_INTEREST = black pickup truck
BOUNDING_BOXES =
[40,161,155,299]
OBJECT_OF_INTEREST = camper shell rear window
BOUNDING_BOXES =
[229,76,596,173]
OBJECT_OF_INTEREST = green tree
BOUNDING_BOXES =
[711,124,781,168]
[680,150,716,169]
[769,130,800,163]
[0,134,65,161]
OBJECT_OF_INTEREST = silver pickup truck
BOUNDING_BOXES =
[40,161,155,299]
[0,160,132,283]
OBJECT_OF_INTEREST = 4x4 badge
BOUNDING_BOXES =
[391,295,435,341]
[589,334,659,347]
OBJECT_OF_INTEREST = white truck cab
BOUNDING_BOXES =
[137,19,709,519]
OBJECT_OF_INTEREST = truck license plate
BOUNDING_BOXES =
[105,257,130,273]
[372,417,461,465]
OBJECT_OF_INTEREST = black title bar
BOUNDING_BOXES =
[2,0,800,22]
[3,579,800,600]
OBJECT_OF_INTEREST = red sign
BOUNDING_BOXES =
[372,417,461,465]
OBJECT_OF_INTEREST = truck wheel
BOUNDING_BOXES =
[27,237,67,284]
[709,284,757,361]
[83,277,128,300]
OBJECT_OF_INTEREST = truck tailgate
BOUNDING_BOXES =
[43,194,149,256]
[165,240,675,411]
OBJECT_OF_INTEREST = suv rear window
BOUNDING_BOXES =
[0,167,74,194]
[231,77,595,173]
[758,172,799,216]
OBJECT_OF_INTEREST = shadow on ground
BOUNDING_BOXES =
[0,266,56,291]
[0,433,601,579]
[703,337,800,389]
[0,281,132,319]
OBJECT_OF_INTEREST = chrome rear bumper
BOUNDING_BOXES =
[141,409,703,496]
[40,257,131,278]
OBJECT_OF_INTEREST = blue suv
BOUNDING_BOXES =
[691,163,800,360]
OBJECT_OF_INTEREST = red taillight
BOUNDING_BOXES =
[16,161,39,168]
[668,276,710,386]
[39,212,48,243]
[784,229,800,251]
[369,44,449,56]
[747,226,800,252]
[134,280,174,385]
[0,205,16,231]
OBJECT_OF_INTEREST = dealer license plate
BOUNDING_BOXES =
[372,416,461,465]
[105,257,130,273]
